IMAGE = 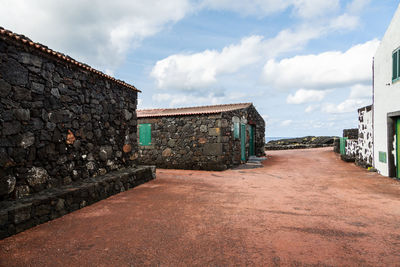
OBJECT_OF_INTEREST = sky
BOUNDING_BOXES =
[0,0,399,137]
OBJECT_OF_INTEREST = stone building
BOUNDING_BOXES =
[337,105,373,168]
[137,103,265,170]
[341,128,358,162]
[0,27,154,238]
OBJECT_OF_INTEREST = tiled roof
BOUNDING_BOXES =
[137,103,252,118]
[0,26,140,92]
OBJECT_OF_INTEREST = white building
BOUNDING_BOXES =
[373,4,400,177]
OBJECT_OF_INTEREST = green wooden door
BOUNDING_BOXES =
[241,123,246,161]
[397,118,400,178]
[340,137,348,155]
[139,123,152,146]
[249,125,255,156]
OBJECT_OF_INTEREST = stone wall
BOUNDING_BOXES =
[0,166,155,239]
[343,128,358,139]
[266,136,336,150]
[138,105,265,171]
[345,139,358,158]
[0,32,139,201]
[356,105,373,167]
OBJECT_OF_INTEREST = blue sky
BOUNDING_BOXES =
[1,0,399,137]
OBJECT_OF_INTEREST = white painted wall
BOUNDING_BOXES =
[357,106,373,166]
[373,4,400,176]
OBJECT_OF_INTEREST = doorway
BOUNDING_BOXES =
[397,118,400,178]
[241,123,246,161]
[386,112,400,178]
[249,125,255,156]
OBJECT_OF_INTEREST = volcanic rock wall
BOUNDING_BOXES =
[0,33,139,201]
[138,106,265,171]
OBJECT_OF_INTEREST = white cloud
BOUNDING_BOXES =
[199,0,291,16]
[153,93,220,107]
[151,35,268,90]
[262,39,379,90]
[0,0,191,71]
[318,82,372,114]
[281,120,293,126]
[346,0,371,13]
[322,98,370,114]
[321,83,372,114]
[151,24,328,90]
[287,89,328,104]
[305,104,319,113]
[200,0,339,18]
[293,0,340,19]
[349,84,372,99]
[329,13,360,31]
[151,90,251,108]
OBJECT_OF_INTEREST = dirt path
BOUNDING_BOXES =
[1,148,400,266]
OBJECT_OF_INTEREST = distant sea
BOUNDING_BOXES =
[265,137,292,143]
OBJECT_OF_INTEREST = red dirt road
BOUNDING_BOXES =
[1,148,400,266]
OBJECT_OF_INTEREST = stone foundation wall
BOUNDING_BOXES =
[0,166,155,239]
[138,106,265,171]
[0,33,139,201]
[356,105,373,167]
[346,139,358,158]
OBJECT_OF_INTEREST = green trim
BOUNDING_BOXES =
[393,49,400,82]
[249,125,255,156]
[240,123,246,161]
[233,122,240,139]
[396,119,400,178]
[339,137,348,155]
[379,151,387,163]
[139,123,152,146]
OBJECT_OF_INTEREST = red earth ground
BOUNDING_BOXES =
[1,148,400,266]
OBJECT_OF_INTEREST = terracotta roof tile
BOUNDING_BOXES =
[137,103,252,118]
[0,26,140,92]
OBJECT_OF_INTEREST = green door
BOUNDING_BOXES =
[340,137,348,155]
[249,125,255,156]
[241,123,246,161]
[397,118,400,178]
[139,123,152,146]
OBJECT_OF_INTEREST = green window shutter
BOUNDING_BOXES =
[139,124,151,146]
[393,51,398,81]
[398,51,400,80]
[234,122,240,139]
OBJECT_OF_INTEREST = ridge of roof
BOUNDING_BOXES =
[0,26,140,92]
[137,103,252,118]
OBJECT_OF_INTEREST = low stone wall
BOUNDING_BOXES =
[1,30,139,201]
[0,166,155,239]
[138,105,265,171]
[343,128,358,139]
[265,136,336,150]
[333,138,340,153]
